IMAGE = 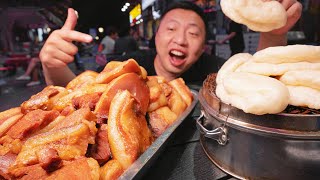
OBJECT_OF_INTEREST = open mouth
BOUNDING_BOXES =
[169,50,187,66]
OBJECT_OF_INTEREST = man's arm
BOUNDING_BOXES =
[257,0,302,51]
[42,65,76,86]
[257,33,287,51]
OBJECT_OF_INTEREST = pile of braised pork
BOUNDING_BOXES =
[0,59,193,180]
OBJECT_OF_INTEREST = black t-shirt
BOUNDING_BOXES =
[113,49,225,86]
[227,21,245,52]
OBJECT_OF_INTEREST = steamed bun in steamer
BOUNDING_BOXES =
[215,44,320,115]
[216,53,252,84]
[286,86,320,109]
[253,45,320,64]
[216,72,289,115]
[236,61,320,76]
[279,70,320,90]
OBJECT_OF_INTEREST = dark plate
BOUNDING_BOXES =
[118,90,199,180]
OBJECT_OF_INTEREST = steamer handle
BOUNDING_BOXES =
[196,110,228,145]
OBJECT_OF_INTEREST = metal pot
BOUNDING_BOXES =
[196,76,320,180]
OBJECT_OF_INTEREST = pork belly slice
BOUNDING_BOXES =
[0,135,22,155]
[0,107,21,124]
[0,152,17,179]
[0,107,24,138]
[146,77,168,112]
[100,159,124,180]
[51,108,97,131]
[148,106,178,137]
[88,124,111,165]
[94,73,149,119]
[6,109,59,140]
[46,157,99,180]
[66,70,99,90]
[37,148,62,173]
[95,59,142,84]
[108,90,153,169]
[37,108,96,135]
[20,86,67,113]
[168,78,193,106]
[11,122,97,169]
[53,84,107,112]
[167,87,188,116]
[72,92,102,111]
[0,114,24,138]
[60,105,75,116]
[9,163,49,180]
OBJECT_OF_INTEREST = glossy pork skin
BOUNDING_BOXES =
[108,90,153,169]
[94,73,150,118]
[95,59,142,84]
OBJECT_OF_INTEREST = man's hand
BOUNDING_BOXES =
[39,8,93,68]
[270,0,302,35]
[258,0,302,50]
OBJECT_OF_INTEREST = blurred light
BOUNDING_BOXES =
[121,8,125,12]
[47,28,51,33]
[98,27,104,33]
[125,3,130,6]
[95,36,99,40]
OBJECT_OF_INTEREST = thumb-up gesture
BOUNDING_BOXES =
[40,8,93,68]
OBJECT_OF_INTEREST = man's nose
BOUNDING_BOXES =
[173,30,187,46]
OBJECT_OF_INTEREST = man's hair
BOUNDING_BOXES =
[160,1,208,38]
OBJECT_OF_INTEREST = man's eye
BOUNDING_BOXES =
[167,26,175,31]
[189,32,199,37]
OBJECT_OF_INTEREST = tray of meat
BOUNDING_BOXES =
[0,59,198,180]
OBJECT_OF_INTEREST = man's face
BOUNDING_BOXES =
[155,9,206,77]
[111,32,118,40]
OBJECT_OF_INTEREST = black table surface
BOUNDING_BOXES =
[140,103,237,180]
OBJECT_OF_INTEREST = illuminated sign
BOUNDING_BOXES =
[129,4,142,24]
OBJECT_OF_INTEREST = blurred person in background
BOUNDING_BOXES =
[15,36,43,86]
[15,56,42,86]
[114,27,139,55]
[98,26,118,55]
[218,18,245,56]
[39,0,302,87]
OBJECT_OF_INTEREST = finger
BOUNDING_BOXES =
[46,57,72,68]
[62,8,78,30]
[279,0,296,10]
[40,43,74,64]
[58,30,92,43]
[271,2,302,35]
[285,2,302,26]
[55,40,79,56]
[51,49,75,64]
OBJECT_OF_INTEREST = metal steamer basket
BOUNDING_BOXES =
[196,75,320,180]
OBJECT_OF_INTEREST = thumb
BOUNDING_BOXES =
[62,8,78,30]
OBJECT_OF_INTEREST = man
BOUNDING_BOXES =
[99,26,118,55]
[39,1,302,86]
